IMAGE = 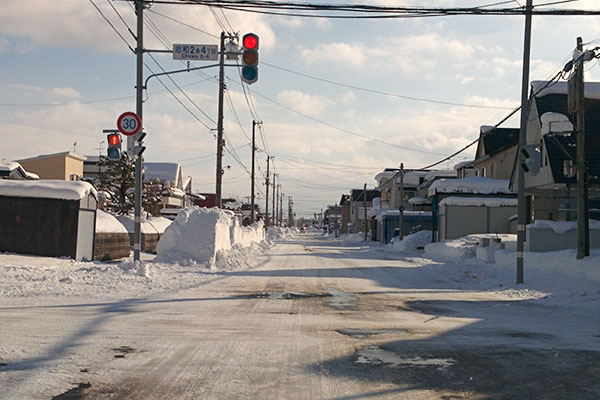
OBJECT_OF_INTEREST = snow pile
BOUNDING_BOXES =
[392,230,431,251]
[0,179,96,201]
[156,207,233,264]
[424,235,481,261]
[117,214,172,234]
[267,226,294,241]
[231,218,265,247]
[156,207,267,265]
[95,210,128,233]
[341,233,366,243]
[428,177,512,197]
[529,219,600,234]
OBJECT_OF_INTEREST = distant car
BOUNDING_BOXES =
[300,226,308,233]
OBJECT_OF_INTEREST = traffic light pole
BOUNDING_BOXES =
[250,120,258,223]
[134,0,144,262]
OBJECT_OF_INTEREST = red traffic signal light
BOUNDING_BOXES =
[107,133,122,160]
[241,33,259,84]
[107,133,121,146]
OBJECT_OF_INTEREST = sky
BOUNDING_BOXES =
[2,0,600,217]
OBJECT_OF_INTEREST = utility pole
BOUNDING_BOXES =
[363,184,368,240]
[288,196,292,227]
[215,31,226,208]
[516,0,533,284]
[272,174,277,226]
[279,189,284,226]
[265,156,271,227]
[133,0,145,262]
[399,163,405,241]
[250,120,258,223]
[574,37,590,258]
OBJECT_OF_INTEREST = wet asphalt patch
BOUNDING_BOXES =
[336,329,409,339]
[240,292,332,300]
[51,383,91,400]
[112,346,136,358]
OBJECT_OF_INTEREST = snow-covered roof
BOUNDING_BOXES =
[428,177,512,197]
[0,180,97,201]
[96,210,128,233]
[532,80,600,100]
[116,214,172,234]
[408,196,431,205]
[368,207,432,219]
[439,196,518,207]
[374,170,397,184]
[144,162,181,186]
[453,160,474,170]
[540,112,573,136]
[18,151,86,162]
[396,170,429,185]
[0,162,39,180]
[423,170,456,183]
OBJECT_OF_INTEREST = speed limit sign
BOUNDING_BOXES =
[117,112,142,136]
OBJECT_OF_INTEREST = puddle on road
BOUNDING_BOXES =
[112,346,136,358]
[51,383,91,400]
[355,346,456,371]
[336,329,409,339]
[326,287,356,310]
[241,292,331,300]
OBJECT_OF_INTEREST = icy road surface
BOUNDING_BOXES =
[1,234,599,399]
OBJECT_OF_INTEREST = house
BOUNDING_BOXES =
[372,169,433,243]
[349,188,379,234]
[473,126,520,179]
[428,176,516,241]
[507,80,600,251]
[324,204,343,235]
[454,160,475,179]
[18,151,85,181]
[0,162,39,180]
[509,81,600,223]
[339,194,351,234]
[143,162,189,212]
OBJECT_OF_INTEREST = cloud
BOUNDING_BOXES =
[276,90,333,116]
[49,87,81,99]
[300,42,369,68]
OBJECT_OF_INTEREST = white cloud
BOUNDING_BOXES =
[49,87,81,99]
[276,90,333,116]
[300,42,368,68]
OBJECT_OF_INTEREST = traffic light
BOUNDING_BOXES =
[107,133,122,160]
[241,33,259,84]
[520,143,541,175]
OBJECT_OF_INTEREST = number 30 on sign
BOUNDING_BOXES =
[117,112,142,136]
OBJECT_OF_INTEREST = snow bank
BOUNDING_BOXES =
[529,219,600,234]
[0,180,96,201]
[95,210,128,233]
[392,230,432,251]
[267,226,294,241]
[424,236,481,261]
[156,207,266,265]
[156,207,233,264]
[117,214,172,234]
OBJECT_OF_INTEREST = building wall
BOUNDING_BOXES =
[439,204,517,240]
[473,146,517,180]
[19,157,66,180]
[20,155,84,181]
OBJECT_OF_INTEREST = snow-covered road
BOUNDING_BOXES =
[1,234,599,399]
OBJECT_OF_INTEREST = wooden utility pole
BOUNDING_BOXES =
[272,174,277,226]
[265,156,270,227]
[250,120,257,223]
[215,32,226,208]
[363,183,368,241]
[399,163,405,241]
[574,37,590,258]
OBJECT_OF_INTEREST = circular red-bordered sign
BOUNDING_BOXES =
[117,112,142,136]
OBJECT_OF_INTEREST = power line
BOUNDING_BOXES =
[89,0,135,53]
[263,62,515,110]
